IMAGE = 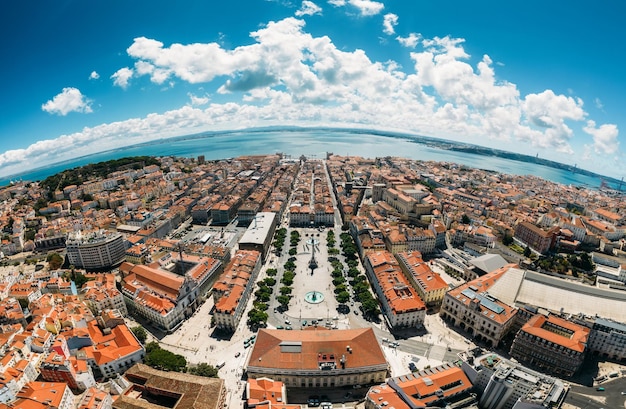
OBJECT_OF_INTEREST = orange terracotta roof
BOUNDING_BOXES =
[521,314,589,352]
[248,328,386,371]
[446,264,518,325]
[124,263,184,299]
[17,381,69,407]
[248,378,285,405]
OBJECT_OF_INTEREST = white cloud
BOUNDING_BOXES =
[327,0,383,16]
[519,90,585,153]
[594,97,604,110]
[41,87,93,116]
[382,13,398,35]
[111,67,134,89]
[89,71,100,80]
[296,1,322,16]
[187,93,210,106]
[349,0,384,16]
[397,33,420,48]
[584,120,619,155]
[3,15,622,179]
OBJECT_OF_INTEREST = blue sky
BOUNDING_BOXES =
[0,0,624,179]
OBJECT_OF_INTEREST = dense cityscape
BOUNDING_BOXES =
[0,152,625,409]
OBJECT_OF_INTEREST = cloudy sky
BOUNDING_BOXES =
[0,0,624,179]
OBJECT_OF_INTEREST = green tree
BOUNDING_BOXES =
[24,229,36,242]
[247,308,268,326]
[72,270,89,288]
[332,276,346,286]
[523,246,531,257]
[276,294,291,307]
[342,245,357,260]
[331,269,343,278]
[333,284,347,294]
[253,301,269,311]
[502,233,513,246]
[46,252,64,270]
[187,363,218,378]
[336,291,350,304]
[362,298,381,317]
[254,289,271,303]
[461,214,471,224]
[279,286,292,296]
[347,267,360,278]
[131,326,148,344]
[144,342,187,372]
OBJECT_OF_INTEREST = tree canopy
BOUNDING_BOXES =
[187,363,218,378]
[144,342,187,372]
[131,326,148,344]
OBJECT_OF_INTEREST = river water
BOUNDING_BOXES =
[0,129,608,188]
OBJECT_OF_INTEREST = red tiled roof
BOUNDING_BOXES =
[248,328,386,371]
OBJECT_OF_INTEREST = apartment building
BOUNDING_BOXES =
[405,227,437,255]
[0,357,39,404]
[66,230,126,270]
[246,328,388,388]
[363,251,426,329]
[120,262,195,333]
[396,251,448,308]
[238,212,277,261]
[382,226,407,255]
[382,188,416,215]
[586,317,626,361]
[246,378,287,408]
[76,388,113,409]
[440,266,518,347]
[11,382,74,409]
[460,350,568,409]
[513,222,558,254]
[509,314,589,377]
[39,351,96,391]
[211,195,242,225]
[82,273,128,315]
[349,216,385,257]
[212,250,261,332]
[365,363,476,409]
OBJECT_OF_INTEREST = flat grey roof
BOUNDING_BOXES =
[239,212,276,245]
[470,254,508,273]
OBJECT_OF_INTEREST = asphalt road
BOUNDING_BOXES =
[566,376,626,409]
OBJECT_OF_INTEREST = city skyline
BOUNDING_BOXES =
[0,0,624,179]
